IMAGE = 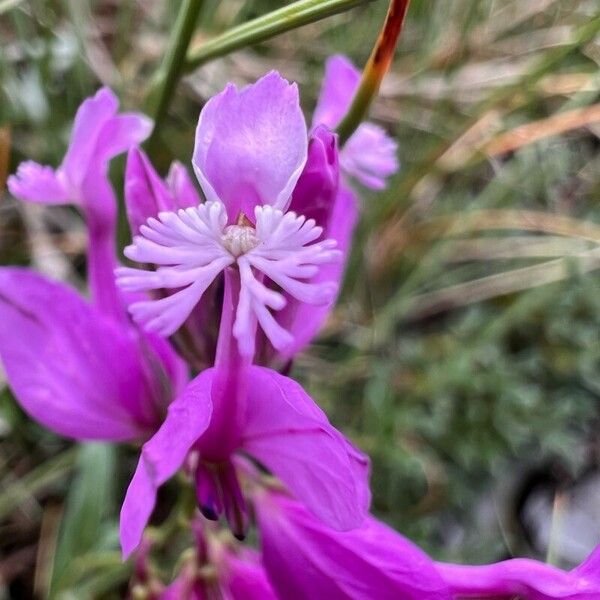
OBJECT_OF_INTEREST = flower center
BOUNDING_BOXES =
[221,225,260,258]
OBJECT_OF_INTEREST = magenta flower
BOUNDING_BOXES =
[8,88,152,317]
[120,270,370,557]
[0,268,186,441]
[1,89,185,443]
[436,545,600,599]
[313,54,398,190]
[254,490,451,600]
[116,72,343,358]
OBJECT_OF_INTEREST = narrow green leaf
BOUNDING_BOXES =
[50,443,117,594]
[184,0,377,71]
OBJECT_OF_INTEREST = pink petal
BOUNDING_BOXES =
[312,55,361,129]
[340,122,399,189]
[125,149,199,236]
[125,148,178,236]
[221,550,277,599]
[95,113,153,165]
[7,161,71,204]
[166,161,201,208]
[120,370,213,558]
[0,268,161,441]
[437,545,600,599]
[61,87,119,187]
[192,71,307,220]
[241,366,370,531]
[257,492,452,600]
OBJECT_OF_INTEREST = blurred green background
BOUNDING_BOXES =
[1,0,600,597]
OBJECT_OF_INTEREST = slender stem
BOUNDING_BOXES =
[148,0,205,145]
[336,0,411,144]
[184,0,376,72]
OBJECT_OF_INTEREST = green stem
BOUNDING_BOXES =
[184,0,376,72]
[148,0,205,145]
[336,0,411,144]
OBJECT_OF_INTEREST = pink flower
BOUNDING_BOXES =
[8,88,152,317]
[1,91,184,444]
[120,271,370,557]
[116,72,344,359]
[313,54,399,190]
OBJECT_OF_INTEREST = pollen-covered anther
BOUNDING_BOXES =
[221,225,260,257]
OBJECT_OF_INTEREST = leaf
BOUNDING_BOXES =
[50,443,117,595]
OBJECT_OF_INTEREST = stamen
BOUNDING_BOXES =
[221,225,260,257]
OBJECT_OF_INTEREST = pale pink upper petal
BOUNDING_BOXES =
[241,366,370,531]
[312,54,361,129]
[120,370,213,558]
[0,268,162,441]
[192,71,308,219]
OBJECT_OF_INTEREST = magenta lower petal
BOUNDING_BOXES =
[241,366,370,531]
[120,371,213,558]
[0,268,168,441]
[436,546,600,600]
[256,491,451,600]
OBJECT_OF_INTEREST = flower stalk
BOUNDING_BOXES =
[147,0,205,146]
[336,0,411,145]
[183,0,375,72]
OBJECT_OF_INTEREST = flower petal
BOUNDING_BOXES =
[221,550,277,600]
[120,370,213,558]
[341,122,398,189]
[437,546,600,600]
[0,268,162,441]
[166,161,201,208]
[7,161,71,204]
[192,71,307,219]
[61,87,119,187]
[95,113,153,165]
[241,366,370,530]
[257,492,452,600]
[312,55,361,129]
[125,148,180,236]
[276,129,358,359]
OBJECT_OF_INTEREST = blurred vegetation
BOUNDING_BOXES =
[1,0,600,597]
